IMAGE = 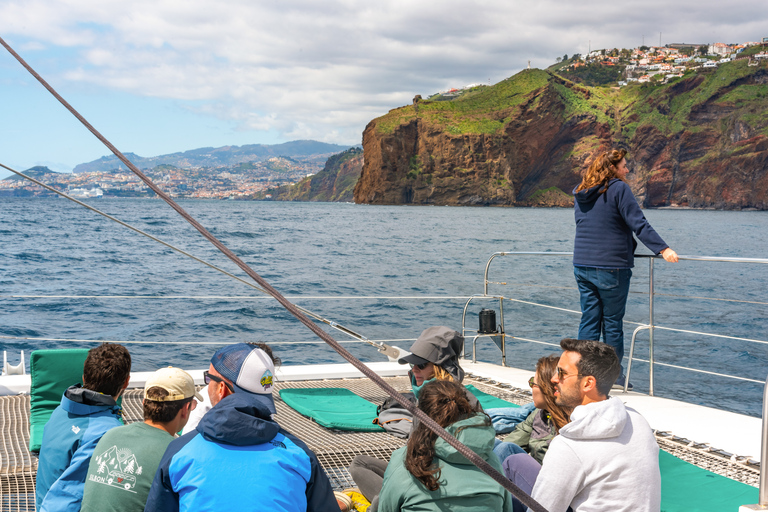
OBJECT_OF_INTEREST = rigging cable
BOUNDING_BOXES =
[0,161,397,357]
[0,36,548,512]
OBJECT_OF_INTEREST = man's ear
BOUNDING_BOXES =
[122,374,131,391]
[582,375,598,394]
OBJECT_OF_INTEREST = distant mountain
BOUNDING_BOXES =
[3,166,61,181]
[266,148,363,202]
[73,140,357,173]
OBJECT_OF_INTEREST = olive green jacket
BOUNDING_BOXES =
[502,408,556,465]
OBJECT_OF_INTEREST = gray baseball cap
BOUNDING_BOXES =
[398,326,465,382]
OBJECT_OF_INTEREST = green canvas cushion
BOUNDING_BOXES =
[659,450,758,511]
[279,388,385,432]
[465,384,520,410]
[29,349,90,453]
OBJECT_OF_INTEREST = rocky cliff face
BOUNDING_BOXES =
[355,65,768,209]
[269,148,362,202]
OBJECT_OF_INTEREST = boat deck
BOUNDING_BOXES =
[0,366,761,512]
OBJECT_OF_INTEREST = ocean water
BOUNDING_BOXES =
[1,198,767,417]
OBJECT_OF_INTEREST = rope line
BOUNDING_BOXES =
[0,335,413,346]
[0,36,547,512]
[0,294,472,301]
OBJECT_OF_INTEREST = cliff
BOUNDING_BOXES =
[267,148,363,202]
[354,62,768,209]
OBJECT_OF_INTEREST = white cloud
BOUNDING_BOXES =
[1,0,767,156]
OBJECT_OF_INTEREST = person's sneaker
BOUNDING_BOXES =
[335,491,353,511]
[343,489,370,512]
[613,376,633,391]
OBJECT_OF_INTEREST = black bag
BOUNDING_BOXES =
[373,393,417,439]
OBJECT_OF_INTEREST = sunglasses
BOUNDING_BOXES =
[556,367,584,380]
[204,370,234,393]
[528,376,538,389]
[410,362,430,371]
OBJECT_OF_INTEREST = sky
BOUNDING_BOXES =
[1,0,766,177]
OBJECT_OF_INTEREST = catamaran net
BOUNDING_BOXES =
[0,376,759,512]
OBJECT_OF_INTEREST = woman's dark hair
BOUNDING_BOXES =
[404,380,487,491]
[535,355,571,432]
[82,343,132,397]
[248,342,281,368]
[143,387,192,423]
[576,148,628,194]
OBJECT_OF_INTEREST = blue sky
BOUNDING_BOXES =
[1,0,766,177]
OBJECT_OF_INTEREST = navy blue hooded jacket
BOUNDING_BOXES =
[573,179,668,269]
[143,392,337,512]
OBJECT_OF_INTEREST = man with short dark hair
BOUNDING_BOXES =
[145,343,338,512]
[528,338,660,512]
[36,343,132,512]
[80,367,200,512]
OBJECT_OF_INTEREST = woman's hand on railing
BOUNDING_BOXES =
[661,248,679,263]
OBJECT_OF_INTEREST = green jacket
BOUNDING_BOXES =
[378,413,513,512]
[502,408,556,465]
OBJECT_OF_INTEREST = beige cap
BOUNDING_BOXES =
[144,367,203,402]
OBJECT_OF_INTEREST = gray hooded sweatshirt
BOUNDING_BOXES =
[529,397,660,512]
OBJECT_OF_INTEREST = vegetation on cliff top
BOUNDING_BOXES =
[374,59,768,142]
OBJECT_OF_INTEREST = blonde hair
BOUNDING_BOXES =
[433,365,454,382]
[576,148,627,194]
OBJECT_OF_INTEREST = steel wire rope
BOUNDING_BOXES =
[0,161,392,353]
[0,36,549,512]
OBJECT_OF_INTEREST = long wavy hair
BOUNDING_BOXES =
[575,148,627,194]
[535,355,571,432]
[405,380,487,491]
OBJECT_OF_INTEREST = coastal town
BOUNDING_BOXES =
[0,155,328,200]
[570,40,768,85]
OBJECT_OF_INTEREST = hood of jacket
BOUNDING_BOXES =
[62,384,120,416]
[559,396,628,441]
[197,392,280,446]
[573,179,620,205]
[434,413,495,465]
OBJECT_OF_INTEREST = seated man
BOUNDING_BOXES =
[144,342,338,512]
[36,343,132,512]
[81,367,201,512]
[527,338,660,512]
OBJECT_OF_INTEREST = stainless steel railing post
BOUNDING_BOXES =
[499,296,506,366]
[649,257,655,396]
[760,374,768,506]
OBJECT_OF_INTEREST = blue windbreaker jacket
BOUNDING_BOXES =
[144,392,337,512]
[573,179,668,269]
[36,385,123,512]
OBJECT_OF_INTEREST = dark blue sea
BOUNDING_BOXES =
[2,198,767,417]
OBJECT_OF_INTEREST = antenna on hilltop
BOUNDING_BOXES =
[527,60,530,69]
[659,32,662,47]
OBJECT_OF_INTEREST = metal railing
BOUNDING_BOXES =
[461,251,768,395]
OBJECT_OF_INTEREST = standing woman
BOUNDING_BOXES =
[573,149,678,388]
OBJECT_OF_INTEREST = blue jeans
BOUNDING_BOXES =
[574,266,632,373]
[493,439,526,463]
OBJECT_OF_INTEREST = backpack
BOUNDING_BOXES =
[373,393,417,439]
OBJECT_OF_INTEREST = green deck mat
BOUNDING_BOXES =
[660,450,758,511]
[279,388,385,432]
[29,348,90,453]
[465,384,520,410]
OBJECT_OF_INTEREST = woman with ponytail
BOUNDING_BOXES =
[573,148,678,389]
[377,380,513,512]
